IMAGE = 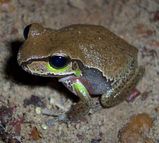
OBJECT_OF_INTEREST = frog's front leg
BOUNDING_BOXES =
[59,76,92,121]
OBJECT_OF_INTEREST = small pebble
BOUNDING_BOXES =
[118,113,153,143]
[68,0,86,10]
[49,97,55,105]
[41,124,48,130]
[45,119,57,127]
[35,107,42,115]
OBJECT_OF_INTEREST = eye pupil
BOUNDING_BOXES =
[49,56,68,68]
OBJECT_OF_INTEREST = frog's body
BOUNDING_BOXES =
[18,23,144,119]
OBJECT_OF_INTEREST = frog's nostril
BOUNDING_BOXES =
[23,24,32,39]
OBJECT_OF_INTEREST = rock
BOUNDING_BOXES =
[118,113,154,143]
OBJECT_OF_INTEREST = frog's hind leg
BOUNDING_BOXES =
[100,66,144,108]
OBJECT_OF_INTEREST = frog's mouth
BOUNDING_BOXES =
[20,60,75,77]
[22,65,75,78]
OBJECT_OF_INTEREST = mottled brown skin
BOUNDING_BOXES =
[18,23,144,115]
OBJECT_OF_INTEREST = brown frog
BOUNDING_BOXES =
[17,23,144,120]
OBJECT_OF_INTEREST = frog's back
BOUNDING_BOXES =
[54,24,138,80]
[19,23,138,80]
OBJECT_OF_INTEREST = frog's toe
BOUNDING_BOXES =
[66,101,90,121]
[100,93,124,108]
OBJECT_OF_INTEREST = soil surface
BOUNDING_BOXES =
[0,0,159,143]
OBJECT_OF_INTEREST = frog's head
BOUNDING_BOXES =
[17,23,81,77]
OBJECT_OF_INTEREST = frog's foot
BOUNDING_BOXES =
[100,66,144,108]
[126,88,140,102]
[100,91,125,108]
[66,101,90,121]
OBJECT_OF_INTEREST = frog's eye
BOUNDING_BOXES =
[23,24,31,39]
[49,56,70,69]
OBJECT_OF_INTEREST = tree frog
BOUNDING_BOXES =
[17,23,144,120]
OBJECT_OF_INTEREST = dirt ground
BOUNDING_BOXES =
[0,0,159,143]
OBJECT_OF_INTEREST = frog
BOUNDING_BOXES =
[17,23,144,120]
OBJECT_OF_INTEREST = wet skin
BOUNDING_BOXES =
[17,23,144,119]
